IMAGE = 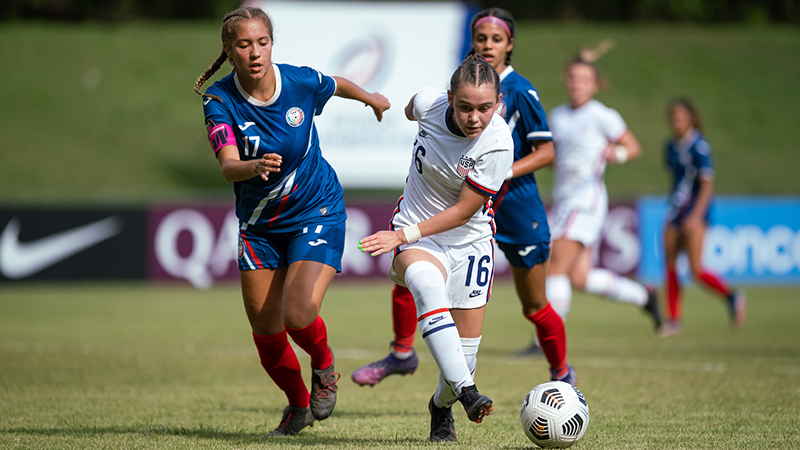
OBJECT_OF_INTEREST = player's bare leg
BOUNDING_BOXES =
[685,223,745,329]
[281,261,339,421]
[241,268,315,435]
[572,244,662,331]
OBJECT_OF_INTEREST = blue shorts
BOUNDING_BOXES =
[238,221,346,272]
[497,240,550,269]
[667,203,712,227]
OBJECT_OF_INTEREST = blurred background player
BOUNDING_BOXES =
[658,98,746,336]
[543,53,662,335]
[352,7,575,388]
[358,54,512,441]
[195,6,390,437]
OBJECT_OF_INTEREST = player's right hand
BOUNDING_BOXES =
[256,153,281,181]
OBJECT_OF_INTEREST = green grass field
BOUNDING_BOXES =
[1,22,799,202]
[2,281,798,449]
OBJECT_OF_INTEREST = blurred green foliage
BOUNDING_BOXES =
[1,0,798,23]
[0,22,798,203]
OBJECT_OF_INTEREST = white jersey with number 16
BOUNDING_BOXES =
[391,88,513,246]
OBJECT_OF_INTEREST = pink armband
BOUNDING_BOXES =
[206,121,237,154]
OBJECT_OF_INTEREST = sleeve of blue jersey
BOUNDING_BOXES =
[516,89,553,142]
[202,88,234,130]
[313,68,337,116]
[695,138,715,172]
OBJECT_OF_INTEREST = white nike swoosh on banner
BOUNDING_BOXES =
[0,216,123,279]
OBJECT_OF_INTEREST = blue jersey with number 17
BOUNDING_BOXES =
[202,63,346,233]
[492,66,552,245]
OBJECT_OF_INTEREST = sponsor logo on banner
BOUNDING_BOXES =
[637,196,800,285]
[0,209,146,282]
[149,206,239,289]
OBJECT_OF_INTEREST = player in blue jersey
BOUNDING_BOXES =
[352,8,574,389]
[659,98,745,337]
[194,6,390,437]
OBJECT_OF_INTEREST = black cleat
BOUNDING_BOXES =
[428,396,457,442]
[266,405,315,437]
[457,385,493,423]
[310,347,340,421]
[644,285,663,331]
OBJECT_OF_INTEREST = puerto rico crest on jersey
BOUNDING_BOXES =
[203,64,345,233]
[391,88,513,246]
[665,129,715,223]
[492,66,552,245]
[550,99,627,211]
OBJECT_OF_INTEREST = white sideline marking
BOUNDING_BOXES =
[10,342,800,376]
[579,357,727,373]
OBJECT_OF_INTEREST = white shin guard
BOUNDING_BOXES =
[546,274,572,320]
[405,261,473,399]
[585,268,647,306]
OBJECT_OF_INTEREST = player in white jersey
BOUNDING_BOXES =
[546,56,662,331]
[358,54,512,442]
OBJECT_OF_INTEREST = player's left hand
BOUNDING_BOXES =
[358,229,404,256]
[367,92,391,122]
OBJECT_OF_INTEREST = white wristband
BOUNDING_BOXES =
[402,224,422,244]
[614,145,628,163]
[505,168,514,180]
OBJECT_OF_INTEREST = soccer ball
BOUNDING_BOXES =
[520,381,590,448]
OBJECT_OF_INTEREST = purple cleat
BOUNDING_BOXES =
[550,363,578,387]
[351,348,418,387]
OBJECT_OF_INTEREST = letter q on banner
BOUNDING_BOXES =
[154,209,215,289]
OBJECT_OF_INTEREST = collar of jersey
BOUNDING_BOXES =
[233,64,282,107]
[444,106,467,138]
[499,65,514,81]
[676,128,701,152]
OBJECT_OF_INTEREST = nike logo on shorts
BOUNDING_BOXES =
[469,290,482,298]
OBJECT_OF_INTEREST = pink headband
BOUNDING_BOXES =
[473,16,511,38]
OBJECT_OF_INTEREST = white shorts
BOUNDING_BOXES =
[548,203,607,247]
[389,237,494,309]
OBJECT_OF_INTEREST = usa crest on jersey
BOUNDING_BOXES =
[458,156,475,178]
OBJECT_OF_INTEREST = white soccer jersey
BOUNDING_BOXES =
[550,99,627,210]
[391,88,513,246]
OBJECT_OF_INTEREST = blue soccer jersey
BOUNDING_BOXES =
[492,66,552,245]
[203,64,346,233]
[665,129,715,222]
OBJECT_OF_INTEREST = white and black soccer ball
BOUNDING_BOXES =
[520,381,590,448]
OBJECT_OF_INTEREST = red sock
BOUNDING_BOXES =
[286,316,333,370]
[526,303,567,372]
[698,269,731,298]
[392,284,417,351]
[253,331,309,408]
[667,268,681,321]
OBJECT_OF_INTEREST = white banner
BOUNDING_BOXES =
[249,0,471,188]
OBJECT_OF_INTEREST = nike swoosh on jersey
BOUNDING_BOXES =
[468,290,482,298]
[0,216,123,279]
[518,245,537,256]
[308,239,328,247]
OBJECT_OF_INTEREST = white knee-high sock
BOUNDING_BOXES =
[434,336,481,408]
[546,274,572,320]
[585,268,647,306]
[405,261,473,397]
